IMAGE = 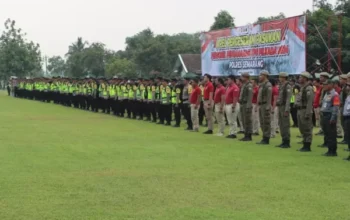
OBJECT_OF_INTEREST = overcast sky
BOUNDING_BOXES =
[0,0,337,57]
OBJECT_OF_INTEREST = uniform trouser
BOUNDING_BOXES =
[163,104,172,124]
[191,104,199,130]
[126,100,132,117]
[156,102,162,121]
[240,104,253,135]
[181,103,192,129]
[259,104,271,138]
[278,106,290,140]
[271,107,279,136]
[173,104,181,126]
[314,107,320,127]
[92,96,98,112]
[290,103,298,126]
[237,111,244,132]
[341,109,349,142]
[159,104,165,123]
[252,104,260,133]
[322,112,337,153]
[215,104,225,134]
[131,100,137,118]
[199,101,205,125]
[344,117,350,149]
[319,113,324,133]
[225,103,240,135]
[114,99,120,115]
[99,98,105,112]
[120,99,127,116]
[336,109,343,136]
[297,109,313,144]
[136,101,143,119]
[149,102,157,121]
[203,100,214,131]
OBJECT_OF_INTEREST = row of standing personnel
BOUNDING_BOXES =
[10,71,350,160]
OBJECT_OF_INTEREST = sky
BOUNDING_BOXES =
[0,0,337,57]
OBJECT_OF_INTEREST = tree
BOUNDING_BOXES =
[47,56,66,76]
[210,10,235,31]
[66,37,88,77]
[105,57,137,78]
[0,18,42,79]
[256,13,286,23]
[82,42,106,77]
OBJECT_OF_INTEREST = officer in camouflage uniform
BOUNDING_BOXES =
[320,79,340,157]
[256,70,272,145]
[297,72,315,152]
[239,72,253,141]
[276,72,292,148]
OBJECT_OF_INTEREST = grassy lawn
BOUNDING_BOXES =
[0,91,349,220]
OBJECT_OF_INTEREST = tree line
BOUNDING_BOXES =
[1,0,350,80]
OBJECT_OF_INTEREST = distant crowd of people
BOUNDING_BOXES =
[8,70,350,160]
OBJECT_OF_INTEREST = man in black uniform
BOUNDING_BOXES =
[320,79,340,157]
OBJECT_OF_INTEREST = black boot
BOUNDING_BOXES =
[298,142,311,152]
[275,139,285,148]
[240,133,252,141]
[281,140,291,148]
[256,137,269,145]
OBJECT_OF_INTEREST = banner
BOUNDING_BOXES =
[200,15,306,76]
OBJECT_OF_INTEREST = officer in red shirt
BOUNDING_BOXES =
[189,78,202,132]
[203,74,214,134]
[225,75,240,138]
[214,78,226,136]
[313,79,322,128]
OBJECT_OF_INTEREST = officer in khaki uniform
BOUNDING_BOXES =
[239,72,253,141]
[276,72,292,148]
[297,72,315,152]
[320,79,340,157]
[256,70,272,145]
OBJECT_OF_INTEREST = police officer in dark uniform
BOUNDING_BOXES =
[320,79,341,156]
[342,82,350,160]
[171,78,183,127]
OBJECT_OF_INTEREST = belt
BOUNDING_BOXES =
[258,102,267,105]
[297,106,306,110]
[240,101,247,104]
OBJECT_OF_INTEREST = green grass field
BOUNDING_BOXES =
[0,91,349,220]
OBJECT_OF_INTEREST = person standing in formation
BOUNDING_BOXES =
[320,79,340,157]
[316,72,330,136]
[182,77,193,130]
[203,74,214,134]
[297,72,315,152]
[190,78,202,132]
[290,79,299,127]
[224,75,240,139]
[239,72,253,141]
[256,70,272,145]
[342,82,350,160]
[270,79,279,138]
[313,78,322,128]
[251,79,260,135]
[339,74,349,146]
[214,78,226,136]
[275,72,292,148]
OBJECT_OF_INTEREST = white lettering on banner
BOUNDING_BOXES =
[229,60,264,69]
